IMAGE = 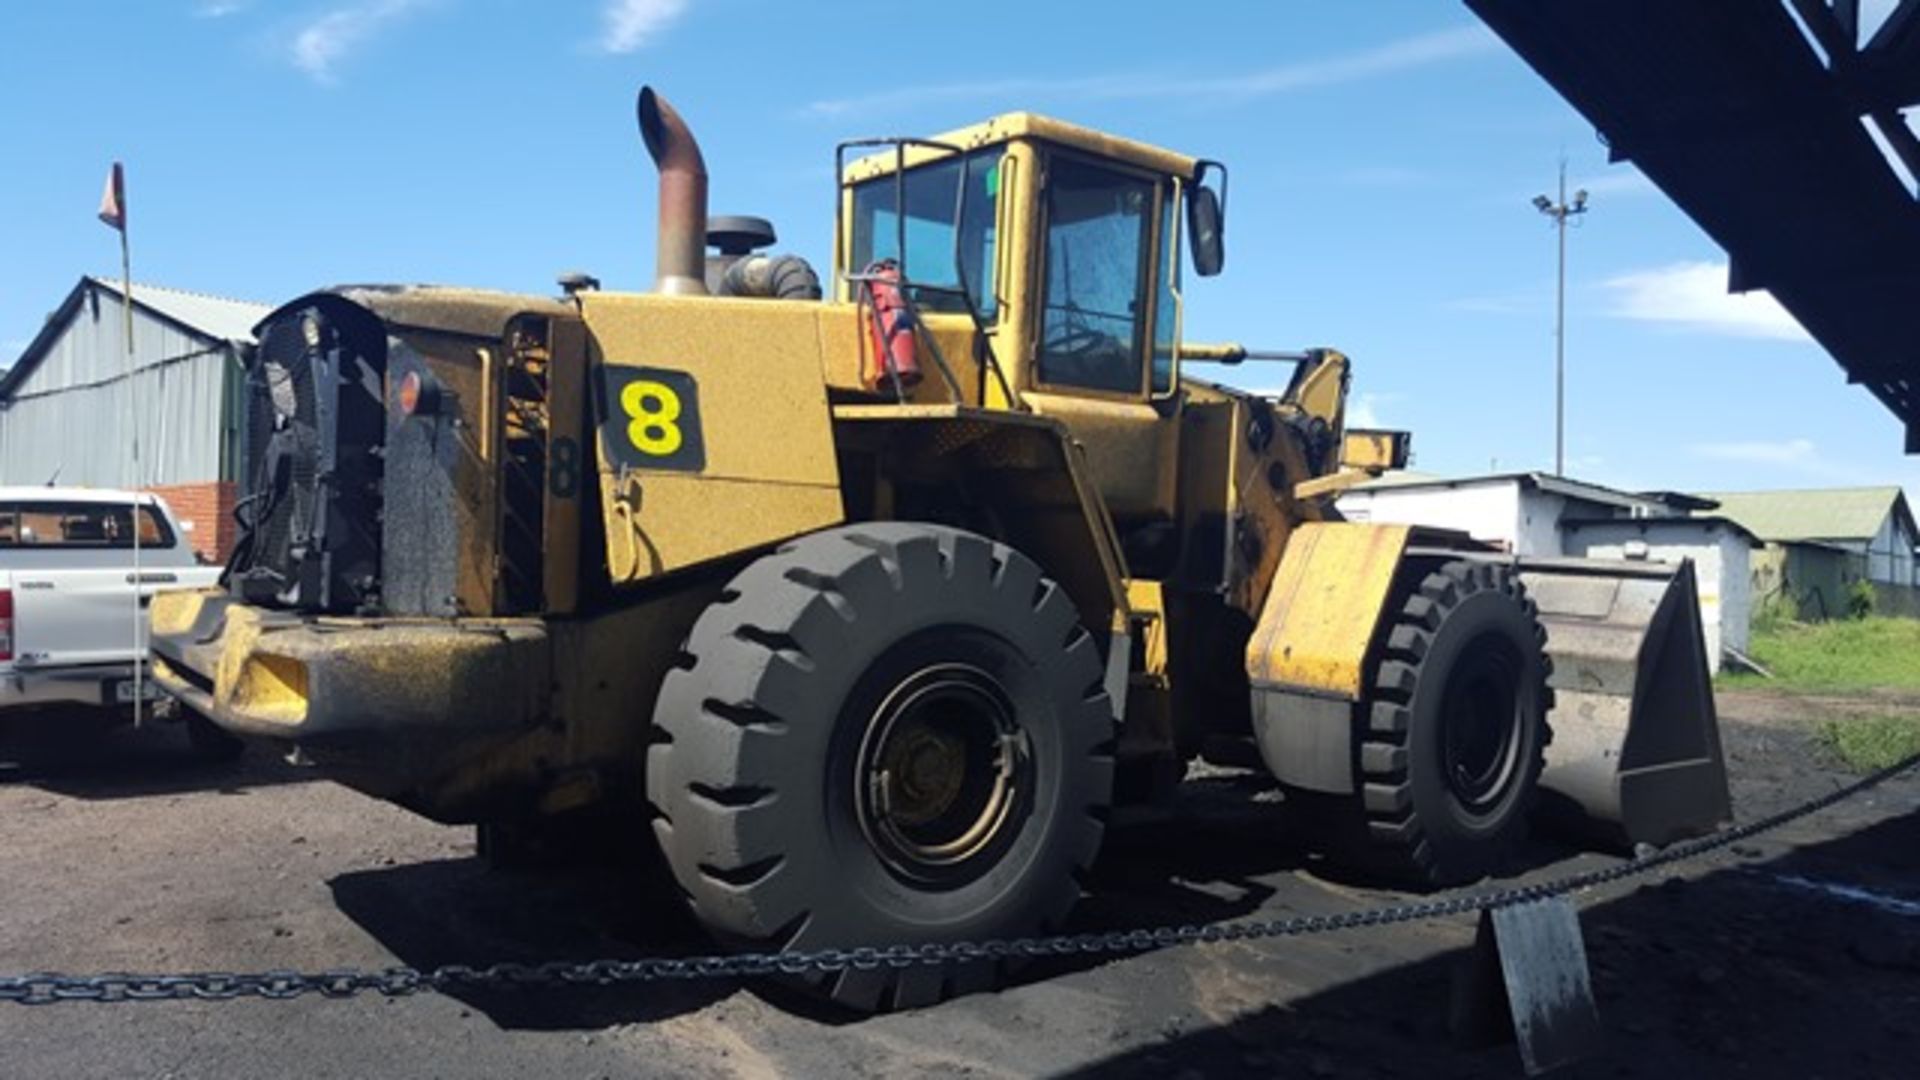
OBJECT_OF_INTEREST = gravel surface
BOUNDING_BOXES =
[2,691,1915,1079]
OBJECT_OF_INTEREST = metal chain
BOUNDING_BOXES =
[5,751,1915,1006]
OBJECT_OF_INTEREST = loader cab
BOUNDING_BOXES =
[836,115,1225,412]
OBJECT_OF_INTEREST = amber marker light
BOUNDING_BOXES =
[398,371,424,415]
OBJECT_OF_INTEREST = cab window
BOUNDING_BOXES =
[1150,186,1180,395]
[848,150,999,317]
[0,501,172,548]
[1037,156,1155,395]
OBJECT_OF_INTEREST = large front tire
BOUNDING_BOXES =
[1293,559,1550,887]
[647,524,1115,1011]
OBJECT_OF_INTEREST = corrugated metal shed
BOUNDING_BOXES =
[1703,486,1913,543]
[0,277,269,488]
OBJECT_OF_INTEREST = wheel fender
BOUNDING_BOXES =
[1244,522,1414,794]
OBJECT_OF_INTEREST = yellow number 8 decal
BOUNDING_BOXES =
[621,379,683,457]
[599,366,703,471]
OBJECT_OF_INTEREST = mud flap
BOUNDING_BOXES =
[1517,557,1732,851]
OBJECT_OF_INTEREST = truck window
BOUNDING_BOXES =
[1151,186,1180,395]
[849,149,999,317]
[0,502,173,549]
[1037,156,1155,395]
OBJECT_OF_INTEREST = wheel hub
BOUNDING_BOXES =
[855,663,1028,884]
[1440,635,1526,819]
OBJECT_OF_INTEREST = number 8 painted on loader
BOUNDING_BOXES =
[621,379,683,457]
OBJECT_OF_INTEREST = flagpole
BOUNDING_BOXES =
[119,186,144,729]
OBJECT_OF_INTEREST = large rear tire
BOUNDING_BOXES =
[1293,560,1549,886]
[647,523,1115,1011]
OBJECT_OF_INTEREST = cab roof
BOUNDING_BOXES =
[843,112,1200,184]
[0,486,163,507]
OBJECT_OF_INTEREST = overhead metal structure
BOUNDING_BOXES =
[1468,0,1920,453]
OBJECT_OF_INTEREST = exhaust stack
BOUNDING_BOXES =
[636,86,709,296]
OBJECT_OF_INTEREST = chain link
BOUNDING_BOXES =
[5,751,1914,1006]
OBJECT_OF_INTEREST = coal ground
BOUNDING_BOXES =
[1,690,1915,1079]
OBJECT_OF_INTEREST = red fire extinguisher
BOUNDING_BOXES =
[860,259,921,392]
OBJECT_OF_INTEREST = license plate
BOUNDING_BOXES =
[112,680,163,703]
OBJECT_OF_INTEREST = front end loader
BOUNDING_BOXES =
[150,86,1729,1011]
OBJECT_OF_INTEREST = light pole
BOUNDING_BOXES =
[1533,160,1588,477]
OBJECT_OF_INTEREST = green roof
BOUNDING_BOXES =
[1699,486,1913,544]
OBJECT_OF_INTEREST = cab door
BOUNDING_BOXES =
[1021,151,1183,533]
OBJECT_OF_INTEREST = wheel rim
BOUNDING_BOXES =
[1439,632,1526,820]
[853,662,1028,884]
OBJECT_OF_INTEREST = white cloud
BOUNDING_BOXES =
[1348,392,1390,429]
[194,1,251,17]
[599,0,688,54]
[805,25,1497,118]
[1689,438,1818,466]
[290,0,431,83]
[1603,261,1812,342]
[1685,437,1870,482]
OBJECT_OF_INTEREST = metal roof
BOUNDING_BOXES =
[1469,0,1920,453]
[843,112,1199,183]
[0,277,270,400]
[1562,514,1760,547]
[84,277,270,344]
[0,485,165,507]
[1350,470,1670,512]
[1700,486,1915,543]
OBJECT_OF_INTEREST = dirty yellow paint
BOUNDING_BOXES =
[1245,522,1413,699]
[1339,428,1410,473]
[230,652,310,726]
[1125,579,1169,680]
[148,589,215,636]
[580,292,847,585]
[841,112,1197,184]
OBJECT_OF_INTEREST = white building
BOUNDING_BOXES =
[1338,472,1756,671]
[1561,517,1755,661]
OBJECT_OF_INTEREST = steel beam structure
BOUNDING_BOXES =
[1470,0,1920,452]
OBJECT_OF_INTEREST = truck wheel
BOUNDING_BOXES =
[648,523,1115,1011]
[1299,560,1549,887]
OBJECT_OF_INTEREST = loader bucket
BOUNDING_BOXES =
[1515,557,1733,851]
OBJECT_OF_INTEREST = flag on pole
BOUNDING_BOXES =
[98,162,126,232]
[99,158,142,724]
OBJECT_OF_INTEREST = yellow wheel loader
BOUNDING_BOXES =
[150,87,1729,1011]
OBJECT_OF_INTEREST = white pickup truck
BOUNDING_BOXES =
[0,487,230,754]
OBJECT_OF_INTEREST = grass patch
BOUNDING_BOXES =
[1721,617,1920,692]
[1814,714,1920,773]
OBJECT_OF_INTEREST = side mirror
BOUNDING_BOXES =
[1188,161,1227,277]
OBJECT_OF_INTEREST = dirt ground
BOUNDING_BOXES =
[2,690,1916,1079]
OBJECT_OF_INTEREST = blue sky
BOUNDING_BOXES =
[2,0,1915,496]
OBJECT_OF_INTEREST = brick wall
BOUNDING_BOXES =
[148,481,237,565]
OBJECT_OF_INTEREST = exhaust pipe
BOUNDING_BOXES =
[636,86,709,296]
